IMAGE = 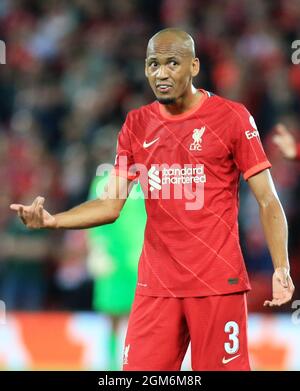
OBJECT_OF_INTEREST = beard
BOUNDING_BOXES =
[157,97,177,105]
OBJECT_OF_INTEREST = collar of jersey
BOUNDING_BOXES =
[158,89,208,121]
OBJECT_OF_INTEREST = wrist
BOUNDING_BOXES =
[275,266,289,273]
[51,215,60,229]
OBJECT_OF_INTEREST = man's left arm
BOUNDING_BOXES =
[247,169,295,307]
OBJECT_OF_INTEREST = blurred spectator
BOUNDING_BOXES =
[1,0,300,311]
[86,166,146,370]
[273,123,300,160]
[0,215,50,310]
[50,230,93,310]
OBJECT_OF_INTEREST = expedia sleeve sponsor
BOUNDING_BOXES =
[230,104,271,180]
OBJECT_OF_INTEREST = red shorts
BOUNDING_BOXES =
[123,292,250,371]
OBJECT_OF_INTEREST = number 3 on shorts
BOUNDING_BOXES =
[224,321,239,354]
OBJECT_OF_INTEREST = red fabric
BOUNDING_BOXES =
[123,292,250,370]
[296,143,300,160]
[114,90,271,298]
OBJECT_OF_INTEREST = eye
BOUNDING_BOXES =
[170,60,178,66]
[149,61,158,68]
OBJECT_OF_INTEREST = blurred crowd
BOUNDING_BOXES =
[0,0,299,312]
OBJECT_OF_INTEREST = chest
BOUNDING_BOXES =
[133,115,232,167]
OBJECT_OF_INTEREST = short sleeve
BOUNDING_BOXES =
[231,104,271,180]
[113,115,138,181]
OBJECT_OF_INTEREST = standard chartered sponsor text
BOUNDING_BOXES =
[96,158,206,210]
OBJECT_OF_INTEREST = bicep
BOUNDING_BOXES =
[247,169,279,207]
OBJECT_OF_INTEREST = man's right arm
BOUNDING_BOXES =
[10,175,131,230]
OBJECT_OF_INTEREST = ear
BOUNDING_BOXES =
[191,57,200,77]
[145,59,148,78]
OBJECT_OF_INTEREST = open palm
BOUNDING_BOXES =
[10,196,57,229]
[264,267,295,307]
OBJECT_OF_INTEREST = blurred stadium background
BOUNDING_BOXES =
[0,0,300,370]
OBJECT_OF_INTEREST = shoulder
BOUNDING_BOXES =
[125,101,157,125]
[209,92,249,120]
[207,92,257,142]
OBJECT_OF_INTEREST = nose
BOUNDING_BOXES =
[156,65,168,79]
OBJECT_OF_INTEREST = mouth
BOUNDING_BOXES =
[156,84,173,93]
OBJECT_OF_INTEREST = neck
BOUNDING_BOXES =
[161,86,203,115]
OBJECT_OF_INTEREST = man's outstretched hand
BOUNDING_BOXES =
[264,267,295,307]
[10,196,57,229]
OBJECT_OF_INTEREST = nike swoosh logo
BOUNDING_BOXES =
[222,354,240,364]
[143,137,160,148]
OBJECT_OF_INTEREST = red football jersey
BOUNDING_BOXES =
[114,90,271,297]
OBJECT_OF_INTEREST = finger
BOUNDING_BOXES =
[31,197,40,209]
[264,299,281,307]
[38,197,45,210]
[265,301,278,307]
[264,290,294,307]
[18,206,27,225]
[10,204,23,211]
[10,204,31,213]
[38,204,44,226]
[28,197,39,222]
[34,196,45,210]
[265,301,279,307]
[264,300,272,306]
[33,197,44,226]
